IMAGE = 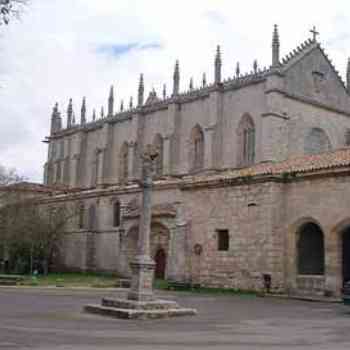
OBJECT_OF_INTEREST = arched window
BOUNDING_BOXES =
[88,204,97,231]
[153,134,163,176]
[78,203,85,229]
[113,201,121,227]
[91,149,99,187]
[304,128,331,155]
[297,222,325,275]
[190,124,205,171]
[119,142,129,182]
[47,163,54,186]
[59,140,65,158]
[56,161,62,183]
[237,114,255,167]
[345,129,350,147]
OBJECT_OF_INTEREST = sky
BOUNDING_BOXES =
[0,0,350,182]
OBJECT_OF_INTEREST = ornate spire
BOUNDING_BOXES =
[100,106,104,119]
[81,97,86,125]
[202,73,207,87]
[108,85,114,116]
[138,73,144,107]
[189,77,194,91]
[347,58,350,94]
[72,111,76,125]
[50,102,62,134]
[120,99,124,112]
[162,84,166,99]
[129,96,133,109]
[173,60,180,96]
[236,62,240,77]
[67,98,73,128]
[215,45,222,84]
[272,24,280,67]
[253,59,258,74]
[92,108,96,121]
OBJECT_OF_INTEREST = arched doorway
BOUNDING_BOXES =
[297,222,325,275]
[342,228,350,285]
[125,222,170,277]
[154,248,166,279]
[295,222,325,295]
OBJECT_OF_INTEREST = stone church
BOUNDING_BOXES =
[43,25,350,297]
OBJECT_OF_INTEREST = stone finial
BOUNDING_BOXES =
[215,45,222,84]
[81,97,86,125]
[50,102,62,134]
[202,73,207,87]
[272,24,280,67]
[162,84,166,99]
[236,62,240,77]
[129,96,133,109]
[120,99,124,112]
[92,108,96,121]
[173,60,180,96]
[347,58,350,94]
[52,102,59,116]
[100,106,104,119]
[138,73,144,107]
[189,77,194,91]
[108,85,114,116]
[67,98,73,128]
[253,59,258,74]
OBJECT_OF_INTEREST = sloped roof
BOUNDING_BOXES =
[183,148,350,185]
[0,182,55,193]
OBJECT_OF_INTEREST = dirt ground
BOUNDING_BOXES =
[0,287,350,350]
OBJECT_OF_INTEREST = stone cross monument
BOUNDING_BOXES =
[84,144,197,319]
[128,144,159,301]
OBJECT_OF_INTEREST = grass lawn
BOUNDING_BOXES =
[18,272,120,288]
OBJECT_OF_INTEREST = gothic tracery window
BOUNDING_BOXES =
[304,128,331,155]
[153,134,164,176]
[88,204,97,231]
[120,142,129,182]
[237,114,255,167]
[78,203,85,229]
[190,124,204,171]
[113,200,121,227]
[345,129,350,147]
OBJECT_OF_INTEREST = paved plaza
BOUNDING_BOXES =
[0,287,350,350]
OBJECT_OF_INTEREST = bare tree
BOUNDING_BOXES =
[0,197,78,274]
[0,0,28,25]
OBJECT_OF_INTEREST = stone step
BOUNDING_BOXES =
[84,304,197,319]
[102,297,180,310]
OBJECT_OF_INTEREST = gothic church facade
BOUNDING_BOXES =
[43,25,350,297]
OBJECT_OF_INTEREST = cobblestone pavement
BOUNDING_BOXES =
[1,287,350,350]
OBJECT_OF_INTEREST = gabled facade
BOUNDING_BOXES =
[42,26,350,297]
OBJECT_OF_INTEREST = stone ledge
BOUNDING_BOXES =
[84,304,197,319]
[102,298,179,310]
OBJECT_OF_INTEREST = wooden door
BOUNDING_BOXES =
[154,248,166,279]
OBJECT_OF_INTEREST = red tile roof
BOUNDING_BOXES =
[185,148,350,183]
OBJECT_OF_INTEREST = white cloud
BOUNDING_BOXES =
[0,0,349,182]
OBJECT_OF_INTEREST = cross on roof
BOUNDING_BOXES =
[310,25,319,42]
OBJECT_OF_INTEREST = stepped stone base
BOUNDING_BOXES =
[84,297,197,319]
